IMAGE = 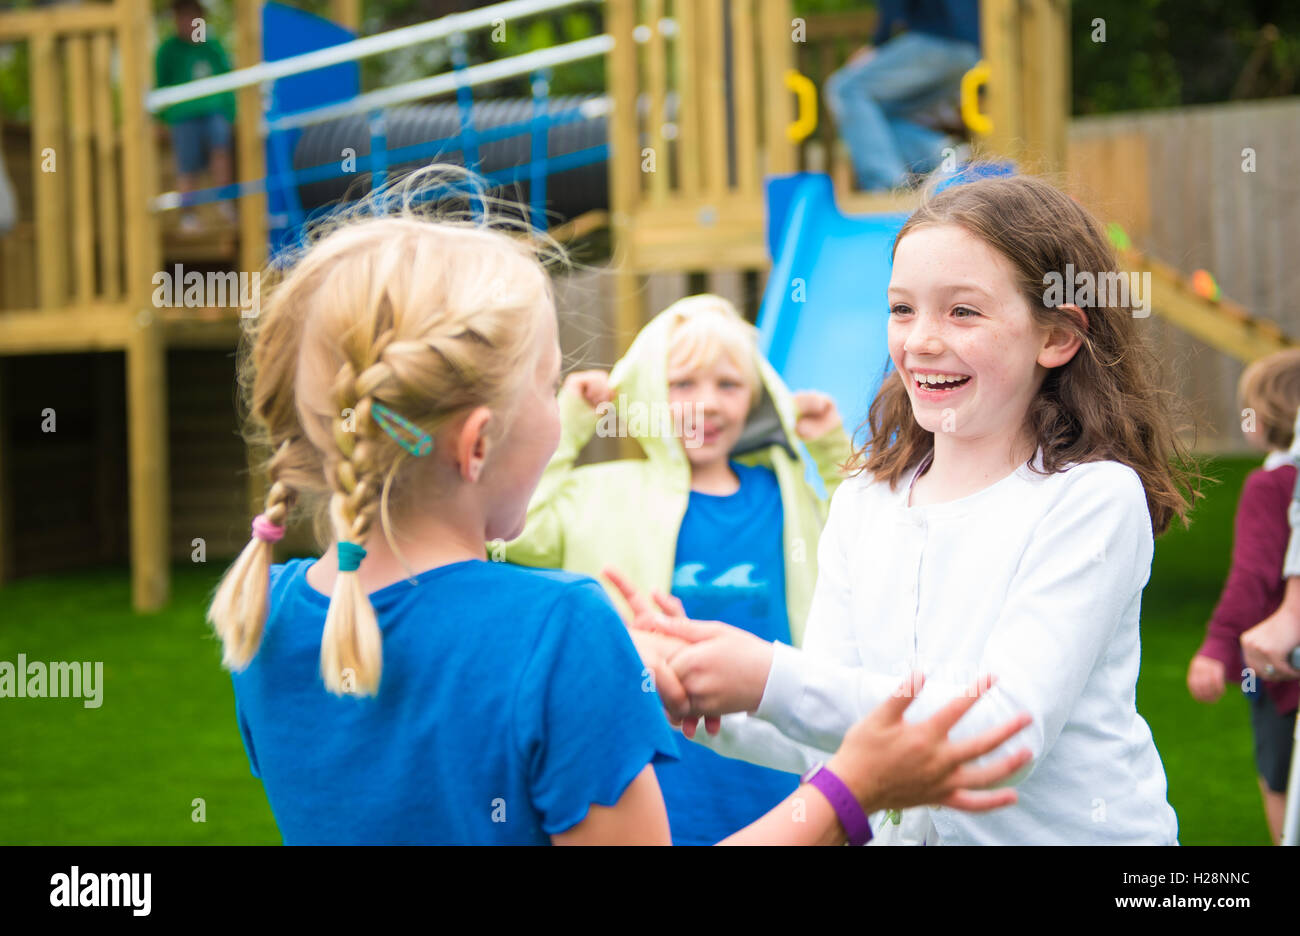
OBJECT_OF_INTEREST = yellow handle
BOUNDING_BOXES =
[960,60,992,136]
[785,69,818,144]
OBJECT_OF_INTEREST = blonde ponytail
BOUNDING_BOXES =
[207,463,295,670]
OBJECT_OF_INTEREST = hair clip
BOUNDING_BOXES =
[371,402,433,456]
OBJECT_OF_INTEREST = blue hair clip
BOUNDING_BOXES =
[371,402,433,456]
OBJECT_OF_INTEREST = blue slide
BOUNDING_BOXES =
[756,174,907,441]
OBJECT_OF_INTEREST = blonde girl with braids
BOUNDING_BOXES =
[207,169,1033,845]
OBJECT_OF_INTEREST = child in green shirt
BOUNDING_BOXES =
[154,0,237,230]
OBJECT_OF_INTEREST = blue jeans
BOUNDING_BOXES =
[825,32,981,191]
[170,112,232,175]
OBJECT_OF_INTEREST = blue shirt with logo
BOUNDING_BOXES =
[657,461,800,844]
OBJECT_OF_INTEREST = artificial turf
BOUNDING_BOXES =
[0,455,1279,844]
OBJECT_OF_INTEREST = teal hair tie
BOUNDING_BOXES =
[371,402,433,457]
[337,541,367,573]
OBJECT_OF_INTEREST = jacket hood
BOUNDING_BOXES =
[606,304,808,470]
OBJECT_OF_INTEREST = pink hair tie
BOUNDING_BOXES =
[252,514,285,543]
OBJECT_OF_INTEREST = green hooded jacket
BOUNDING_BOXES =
[500,307,853,646]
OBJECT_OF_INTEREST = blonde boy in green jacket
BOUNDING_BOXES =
[500,294,852,844]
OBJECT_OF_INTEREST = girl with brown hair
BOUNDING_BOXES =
[623,172,1195,844]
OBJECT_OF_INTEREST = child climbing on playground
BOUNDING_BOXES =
[498,294,853,844]
[617,172,1193,845]
[1187,348,1300,845]
[205,169,1033,845]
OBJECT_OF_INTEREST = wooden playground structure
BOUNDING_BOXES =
[0,0,1291,610]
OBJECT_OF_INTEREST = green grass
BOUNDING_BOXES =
[0,457,1278,843]
[0,565,280,844]
[1141,455,1274,845]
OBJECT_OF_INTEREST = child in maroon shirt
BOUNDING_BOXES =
[1189,349,1300,845]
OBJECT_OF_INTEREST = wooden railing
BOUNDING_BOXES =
[606,0,796,348]
[0,0,157,322]
[0,0,167,611]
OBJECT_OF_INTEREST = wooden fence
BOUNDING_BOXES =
[1067,97,1300,451]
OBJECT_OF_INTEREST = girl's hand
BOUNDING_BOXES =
[563,369,613,409]
[792,390,841,440]
[1187,654,1226,703]
[827,673,1033,815]
[626,629,692,719]
[1241,607,1300,682]
[602,565,722,735]
[664,624,775,718]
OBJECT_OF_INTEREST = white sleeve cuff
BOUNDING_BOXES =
[755,640,804,725]
[1285,524,1300,578]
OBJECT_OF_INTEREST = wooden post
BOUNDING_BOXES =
[29,29,67,309]
[235,0,267,283]
[645,0,668,203]
[1029,0,1069,174]
[119,0,170,611]
[759,0,795,175]
[231,0,269,523]
[66,35,96,305]
[699,0,728,198]
[331,0,362,33]
[93,33,122,300]
[980,0,1022,165]
[731,0,759,197]
[674,0,701,199]
[606,0,642,352]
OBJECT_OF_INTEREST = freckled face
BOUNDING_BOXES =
[887,224,1050,446]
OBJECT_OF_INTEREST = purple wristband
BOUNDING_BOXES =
[802,763,873,846]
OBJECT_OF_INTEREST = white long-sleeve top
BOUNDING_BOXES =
[695,452,1180,845]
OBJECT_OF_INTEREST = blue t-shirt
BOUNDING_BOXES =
[230,558,679,845]
[656,461,801,845]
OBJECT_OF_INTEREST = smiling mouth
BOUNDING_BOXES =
[911,373,972,394]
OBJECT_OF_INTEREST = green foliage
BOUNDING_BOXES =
[1072,0,1300,114]
[792,0,876,12]
[0,41,29,122]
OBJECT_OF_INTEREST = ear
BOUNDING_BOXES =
[1039,303,1088,369]
[455,406,493,483]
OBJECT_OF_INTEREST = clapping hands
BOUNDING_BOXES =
[603,566,778,738]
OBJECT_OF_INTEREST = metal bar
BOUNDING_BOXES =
[450,33,481,175]
[530,70,551,230]
[369,108,389,189]
[266,36,614,131]
[145,0,599,111]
